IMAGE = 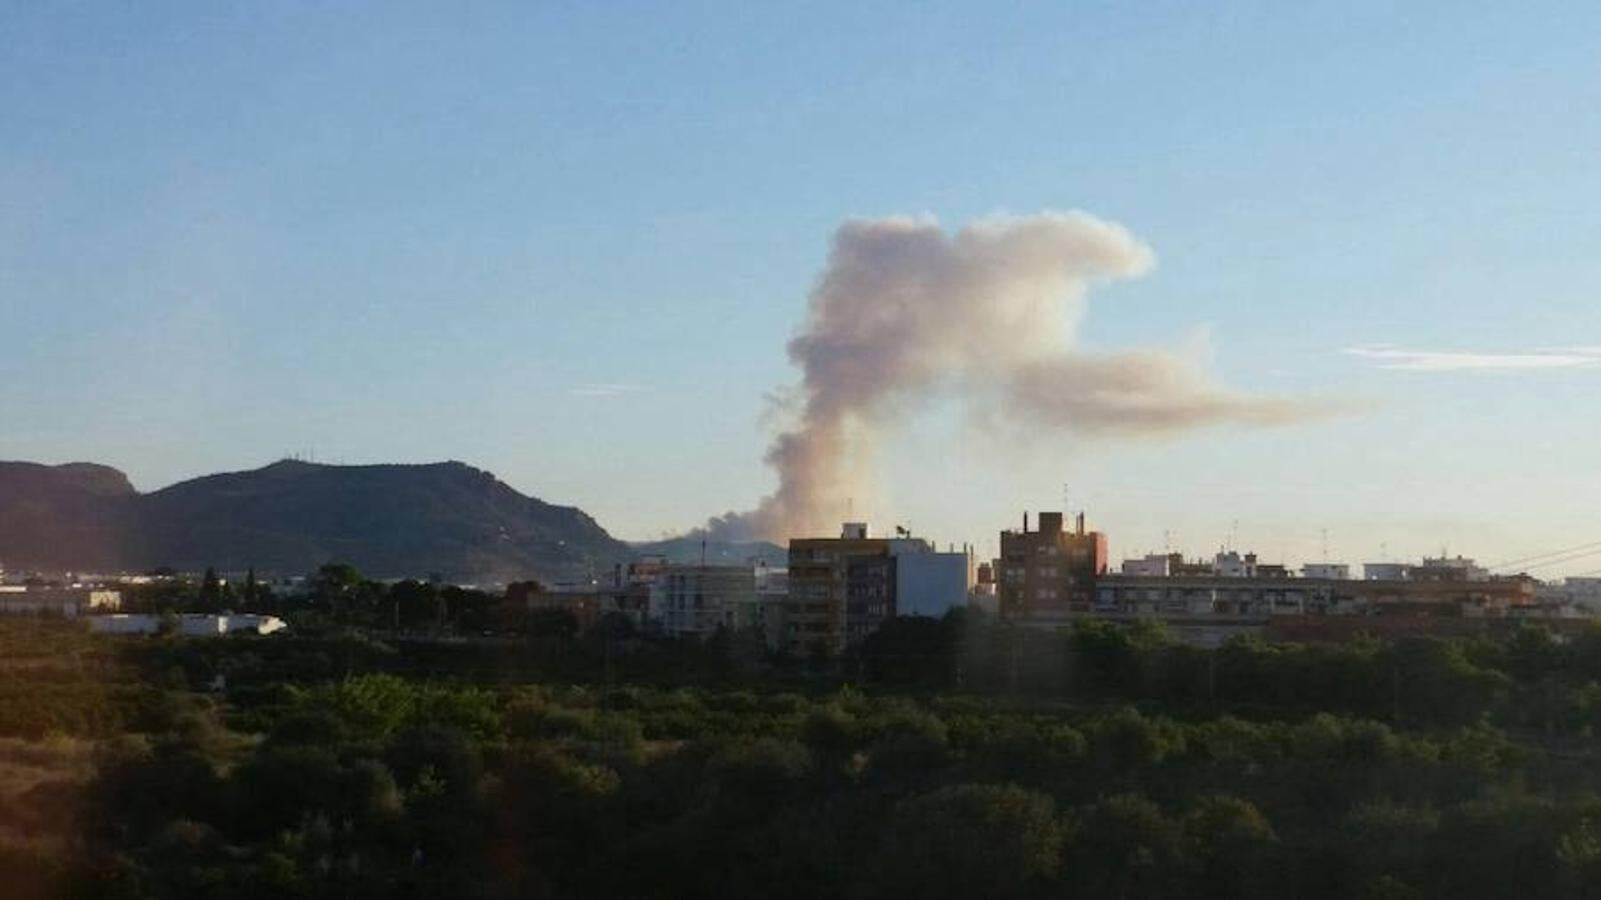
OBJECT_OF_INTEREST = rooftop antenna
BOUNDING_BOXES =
[1322,528,1330,563]
[1163,529,1172,555]
[1230,519,1240,551]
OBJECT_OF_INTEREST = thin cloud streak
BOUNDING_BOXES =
[1345,346,1601,372]
[569,383,644,397]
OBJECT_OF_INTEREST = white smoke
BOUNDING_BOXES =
[701,211,1319,541]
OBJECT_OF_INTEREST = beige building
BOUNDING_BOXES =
[651,564,756,639]
[786,523,891,657]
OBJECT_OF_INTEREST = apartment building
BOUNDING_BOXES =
[997,511,1108,621]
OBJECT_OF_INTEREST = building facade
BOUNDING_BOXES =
[998,511,1108,620]
[787,524,892,656]
[651,564,756,639]
[787,524,970,656]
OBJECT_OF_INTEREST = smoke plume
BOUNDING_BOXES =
[702,211,1316,541]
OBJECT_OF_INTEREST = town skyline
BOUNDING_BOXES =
[4,454,1597,584]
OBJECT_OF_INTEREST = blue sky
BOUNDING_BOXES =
[3,2,1599,572]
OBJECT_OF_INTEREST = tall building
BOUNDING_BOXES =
[786,523,969,656]
[845,553,896,647]
[788,523,890,656]
[998,511,1108,620]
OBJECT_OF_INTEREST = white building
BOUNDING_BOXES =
[1535,578,1601,616]
[0,587,121,618]
[1121,554,1174,577]
[650,564,756,639]
[1364,563,1411,581]
[1302,563,1351,581]
[891,545,969,618]
[89,613,287,636]
[1418,556,1490,581]
[1565,577,1601,610]
[1212,551,1259,579]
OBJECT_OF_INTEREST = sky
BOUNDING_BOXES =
[3,2,1600,574]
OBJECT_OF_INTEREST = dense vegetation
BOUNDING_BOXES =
[9,610,1601,897]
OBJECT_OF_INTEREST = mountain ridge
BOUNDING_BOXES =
[0,459,631,583]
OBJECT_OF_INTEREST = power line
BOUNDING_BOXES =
[1489,539,1601,571]
[1502,546,1601,573]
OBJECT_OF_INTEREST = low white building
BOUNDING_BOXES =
[1121,554,1174,577]
[1535,578,1601,616]
[1565,578,1601,611]
[89,613,287,637]
[0,587,121,618]
[1302,563,1351,581]
[1418,556,1490,581]
[1212,551,1259,579]
[1364,563,1411,581]
[650,564,756,639]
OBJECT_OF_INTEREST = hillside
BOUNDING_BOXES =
[0,462,136,572]
[0,459,631,583]
[631,536,787,567]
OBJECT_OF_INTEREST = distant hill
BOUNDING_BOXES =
[0,462,136,572]
[631,536,787,567]
[0,459,632,584]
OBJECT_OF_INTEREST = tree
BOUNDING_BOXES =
[390,579,442,631]
[862,616,955,686]
[313,563,363,604]
[1065,794,1187,898]
[199,568,223,613]
[527,609,579,642]
[708,738,813,824]
[874,784,1063,899]
[1183,795,1277,898]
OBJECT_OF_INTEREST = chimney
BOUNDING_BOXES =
[1023,511,1029,533]
[1076,512,1086,536]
